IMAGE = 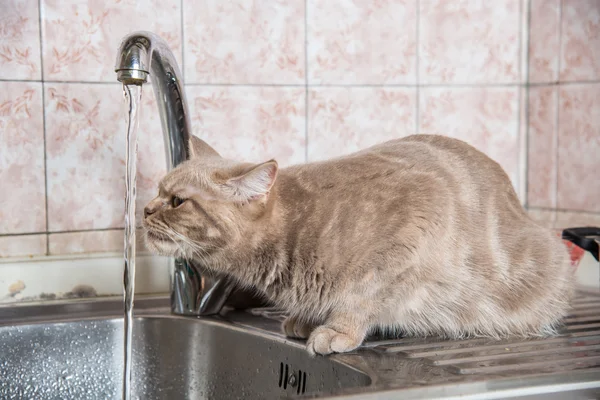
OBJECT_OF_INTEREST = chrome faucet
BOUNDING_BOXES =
[114,31,236,316]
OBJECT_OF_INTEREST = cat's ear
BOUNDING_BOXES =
[224,160,278,201]
[188,135,221,159]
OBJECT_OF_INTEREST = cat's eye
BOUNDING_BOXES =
[171,196,185,208]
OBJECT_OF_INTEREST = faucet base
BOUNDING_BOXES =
[171,259,237,316]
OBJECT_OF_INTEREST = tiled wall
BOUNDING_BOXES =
[527,0,600,228]
[1,0,599,259]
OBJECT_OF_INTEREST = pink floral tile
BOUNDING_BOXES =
[527,86,558,208]
[307,87,416,161]
[45,83,165,231]
[137,89,168,219]
[0,0,42,80]
[527,208,556,229]
[307,0,417,84]
[184,1,304,84]
[0,234,47,258]
[49,230,122,254]
[186,86,306,166]
[528,208,600,230]
[560,0,600,81]
[41,0,181,82]
[517,87,527,203]
[419,87,520,189]
[48,228,148,255]
[555,210,600,229]
[519,0,529,83]
[419,0,520,84]
[0,82,46,234]
[528,0,560,82]
[557,84,600,212]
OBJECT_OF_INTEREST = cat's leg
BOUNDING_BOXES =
[306,312,369,356]
[282,316,315,339]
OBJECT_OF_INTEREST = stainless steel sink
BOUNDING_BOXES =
[0,298,369,399]
[2,290,600,400]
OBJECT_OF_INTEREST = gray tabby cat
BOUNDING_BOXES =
[143,134,573,355]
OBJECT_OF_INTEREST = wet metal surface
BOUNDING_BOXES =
[1,290,600,399]
[363,290,600,377]
[0,302,367,399]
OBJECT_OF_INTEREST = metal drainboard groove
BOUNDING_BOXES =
[428,343,600,366]
[403,335,600,359]
[567,322,600,331]
[375,337,511,353]
[448,353,600,375]
[435,302,600,375]
[571,302,600,312]
[567,308,600,317]
[572,297,600,305]
[564,315,600,323]
[361,335,475,348]
[364,335,490,350]
[374,331,600,354]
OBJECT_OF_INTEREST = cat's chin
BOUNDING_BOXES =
[144,233,178,257]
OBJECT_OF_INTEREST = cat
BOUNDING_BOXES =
[143,134,574,355]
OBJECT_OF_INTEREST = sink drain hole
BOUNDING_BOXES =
[296,370,303,394]
[302,371,307,394]
[279,362,308,394]
[278,362,284,388]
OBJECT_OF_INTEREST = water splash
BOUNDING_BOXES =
[122,83,142,400]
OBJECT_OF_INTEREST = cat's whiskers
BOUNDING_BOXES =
[153,228,189,258]
[167,229,218,269]
[146,221,221,275]
[144,222,191,259]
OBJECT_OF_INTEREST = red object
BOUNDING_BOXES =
[559,232,586,269]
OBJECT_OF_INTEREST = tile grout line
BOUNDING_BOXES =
[528,80,600,86]
[523,5,533,207]
[304,0,309,162]
[415,0,420,135]
[551,86,559,214]
[37,0,50,255]
[2,78,600,87]
[556,0,564,83]
[553,0,564,217]
[526,206,600,215]
[3,203,598,240]
[304,0,309,163]
[180,0,185,82]
[518,0,523,204]
[520,0,530,207]
[0,227,134,238]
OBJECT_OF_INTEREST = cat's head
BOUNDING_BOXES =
[143,135,278,260]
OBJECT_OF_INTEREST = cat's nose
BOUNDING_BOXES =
[144,206,156,219]
[144,198,163,218]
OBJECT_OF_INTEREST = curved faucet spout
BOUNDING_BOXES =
[115,31,235,316]
[116,31,190,168]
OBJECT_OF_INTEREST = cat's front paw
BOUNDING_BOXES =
[306,326,362,356]
[282,316,314,339]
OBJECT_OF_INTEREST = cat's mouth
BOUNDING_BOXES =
[144,229,180,257]
[145,230,171,242]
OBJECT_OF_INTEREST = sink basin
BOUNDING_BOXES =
[0,298,369,400]
[2,291,600,400]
